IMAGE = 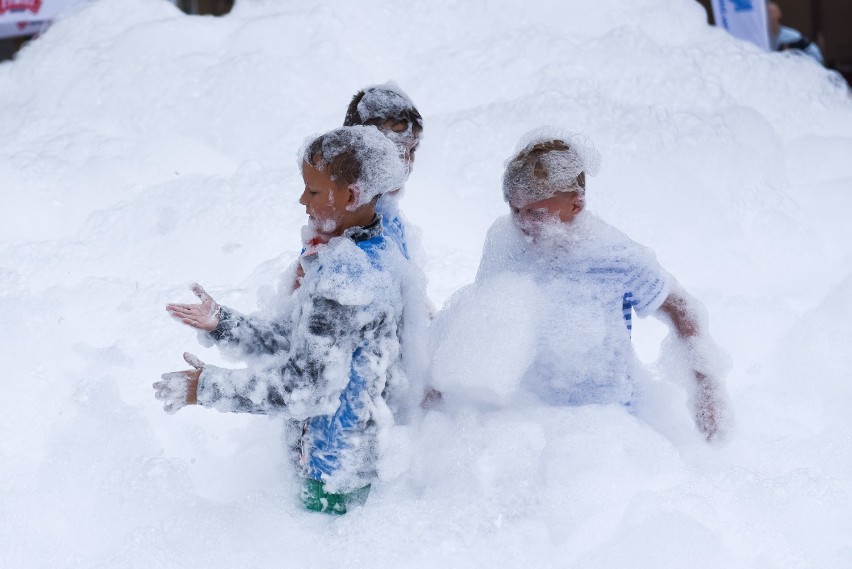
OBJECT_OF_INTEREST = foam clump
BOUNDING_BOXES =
[429,272,538,406]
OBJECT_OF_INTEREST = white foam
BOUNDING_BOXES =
[1,0,851,567]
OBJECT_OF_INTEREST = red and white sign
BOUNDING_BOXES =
[1,0,178,41]
[0,0,45,17]
[0,0,87,39]
[0,1,43,16]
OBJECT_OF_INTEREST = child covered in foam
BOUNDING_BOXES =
[344,82,438,407]
[157,126,411,513]
[343,81,423,261]
[434,128,730,441]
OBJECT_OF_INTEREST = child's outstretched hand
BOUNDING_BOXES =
[154,352,203,414]
[166,283,220,332]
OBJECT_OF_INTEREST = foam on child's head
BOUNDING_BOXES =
[343,81,423,145]
[503,126,601,205]
[300,125,407,207]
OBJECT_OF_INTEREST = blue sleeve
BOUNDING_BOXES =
[623,255,670,318]
[805,42,824,64]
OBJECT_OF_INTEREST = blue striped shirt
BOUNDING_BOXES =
[475,214,670,406]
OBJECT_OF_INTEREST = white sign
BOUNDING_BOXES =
[0,19,48,39]
[711,0,770,51]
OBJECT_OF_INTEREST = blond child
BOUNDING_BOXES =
[475,128,729,440]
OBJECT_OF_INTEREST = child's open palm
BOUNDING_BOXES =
[166,283,220,332]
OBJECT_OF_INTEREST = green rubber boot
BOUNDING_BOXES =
[301,478,371,515]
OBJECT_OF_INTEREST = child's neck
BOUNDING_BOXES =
[331,205,377,237]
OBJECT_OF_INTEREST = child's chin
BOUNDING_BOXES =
[517,220,565,242]
[308,216,338,235]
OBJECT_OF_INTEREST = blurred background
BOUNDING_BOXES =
[1,0,235,61]
[1,0,849,86]
[696,0,852,84]
[2,1,849,86]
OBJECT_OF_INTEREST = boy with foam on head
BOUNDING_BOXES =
[288,82,424,291]
[156,125,410,513]
[343,81,423,260]
[476,127,730,441]
[344,82,439,407]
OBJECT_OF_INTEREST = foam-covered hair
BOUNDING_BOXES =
[502,126,601,205]
[343,81,423,145]
[300,125,407,206]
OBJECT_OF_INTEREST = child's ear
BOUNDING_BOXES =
[346,185,361,210]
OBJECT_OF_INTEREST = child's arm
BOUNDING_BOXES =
[653,284,731,442]
[190,294,370,418]
[167,283,292,357]
[205,305,292,356]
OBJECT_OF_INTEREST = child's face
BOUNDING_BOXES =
[300,160,353,235]
[509,190,584,237]
[379,119,420,170]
